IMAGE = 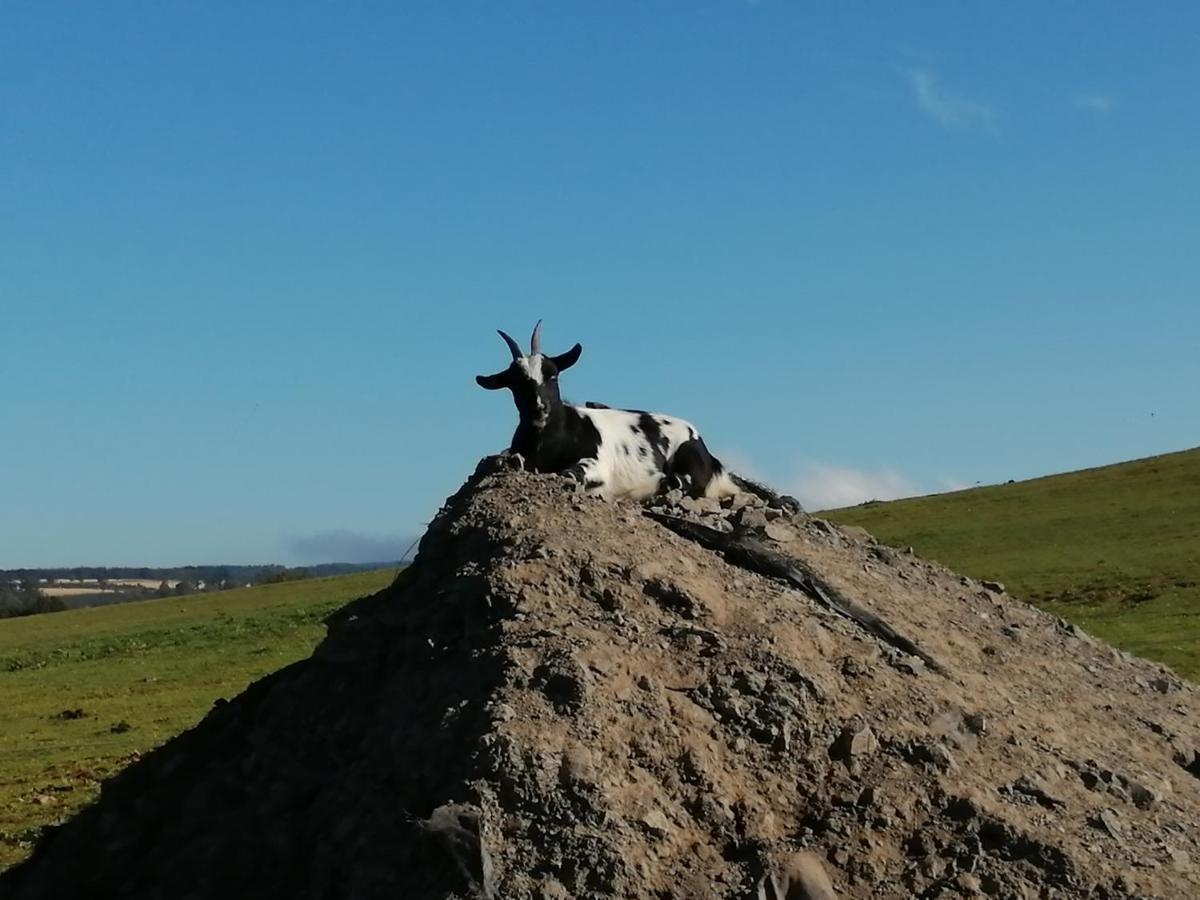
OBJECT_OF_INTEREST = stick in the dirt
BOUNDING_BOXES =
[644,511,948,676]
[729,474,804,515]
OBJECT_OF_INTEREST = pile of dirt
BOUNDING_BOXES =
[4,457,1200,899]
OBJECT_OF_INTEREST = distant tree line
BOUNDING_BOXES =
[0,562,400,620]
[0,563,391,587]
[0,579,66,619]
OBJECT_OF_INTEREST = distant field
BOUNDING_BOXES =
[0,569,396,871]
[825,447,1200,680]
[39,587,119,598]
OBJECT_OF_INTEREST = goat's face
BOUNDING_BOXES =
[476,321,582,428]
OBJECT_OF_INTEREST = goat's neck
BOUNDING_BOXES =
[512,401,567,461]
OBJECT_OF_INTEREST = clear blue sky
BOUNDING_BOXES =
[3,2,1197,567]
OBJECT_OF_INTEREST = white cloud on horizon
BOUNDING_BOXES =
[1074,93,1115,113]
[720,449,980,511]
[907,69,997,132]
[789,463,920,512]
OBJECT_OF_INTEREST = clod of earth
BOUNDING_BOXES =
[3,458,1200,899]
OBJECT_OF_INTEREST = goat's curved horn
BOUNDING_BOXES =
[530,319,543,356]
[497,329,523,361]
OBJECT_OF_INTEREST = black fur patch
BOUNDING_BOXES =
[637,413,669,471]
[514,405,603,477]
[668,438,721,498]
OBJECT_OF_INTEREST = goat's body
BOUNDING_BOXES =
[512,403,738,501]
[478,324,740,503]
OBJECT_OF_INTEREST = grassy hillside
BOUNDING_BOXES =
[0,569,396,871]
[825,447,1200,679]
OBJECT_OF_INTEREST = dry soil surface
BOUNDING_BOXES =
[3,458,1199,899]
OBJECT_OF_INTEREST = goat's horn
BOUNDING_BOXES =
[530,319,543,355]
[497,330,523,360]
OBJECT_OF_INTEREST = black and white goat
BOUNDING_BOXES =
[476,322,740,501]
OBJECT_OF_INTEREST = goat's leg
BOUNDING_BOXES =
[563,458,607,496]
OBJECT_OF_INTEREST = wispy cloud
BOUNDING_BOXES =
[287,529,417,564]
[1073,93,1115,113]
[789,463,920,512]
[907,69,997,132]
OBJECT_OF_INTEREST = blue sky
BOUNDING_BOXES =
[2,2,1197,567]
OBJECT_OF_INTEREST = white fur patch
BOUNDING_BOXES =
[571,407,736,501]
[516,354,544,385]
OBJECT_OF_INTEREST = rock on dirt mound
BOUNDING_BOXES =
[4,457,1200,899]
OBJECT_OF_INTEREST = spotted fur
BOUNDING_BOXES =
[477,324,738,501]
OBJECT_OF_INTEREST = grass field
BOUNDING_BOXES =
[825,447,1200,680]
[0,569,396,871]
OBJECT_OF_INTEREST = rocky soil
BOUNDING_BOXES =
[3,457,1199,899]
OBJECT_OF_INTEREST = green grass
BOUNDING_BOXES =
[0,569,396,871]
[824,446,1200,680]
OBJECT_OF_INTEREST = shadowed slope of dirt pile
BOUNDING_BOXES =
[4,458,1200,899]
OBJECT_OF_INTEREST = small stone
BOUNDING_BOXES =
[831,723,878,759]
[640,809,671,838]
[763,522,797,543]
[734,507,769,530]
[637,674,656,692]
[558,745,595,786]
[906,739,958,773]
[957,872,982,893]
[1063,622,1092,642]
[893,656,926,676]
[1093,808,1123,840]
[841,525,873,544]
[1151,676,1176,694]
[963,713,988,736]
[599,588,621,611]
[1125,778,1159,810]
[758,851,837,900]
[776,720,793,752]
[1168,849,1191,873]
[1008,774,1065,808]
[980,579,1006,594]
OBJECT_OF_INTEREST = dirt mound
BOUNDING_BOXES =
[4,457,1200,899]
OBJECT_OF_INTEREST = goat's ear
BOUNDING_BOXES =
[550,343,582,372]
[476,370,512,390]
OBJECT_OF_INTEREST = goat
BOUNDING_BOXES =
[476,322,741,501]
